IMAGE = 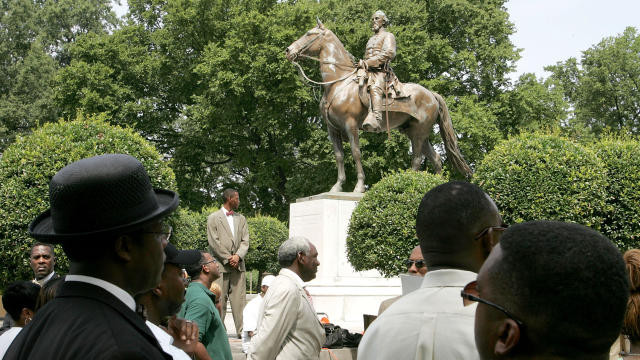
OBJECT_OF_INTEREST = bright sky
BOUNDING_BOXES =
[506,0,640,80]
[112,1,640,81]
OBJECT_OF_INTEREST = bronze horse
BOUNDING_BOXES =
[286,20,471,193]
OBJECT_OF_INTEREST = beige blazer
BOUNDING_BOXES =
[248,269,325,360]
[207,208,249,272]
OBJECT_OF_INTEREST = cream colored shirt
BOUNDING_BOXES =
[357,269,479,360]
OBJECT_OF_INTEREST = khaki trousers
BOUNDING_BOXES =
[214,269,246,335]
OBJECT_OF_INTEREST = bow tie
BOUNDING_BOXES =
[226,210,234,216]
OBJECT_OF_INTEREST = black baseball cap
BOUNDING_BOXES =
[164,243,201,265]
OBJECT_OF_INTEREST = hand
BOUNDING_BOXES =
[167,316,199,354]
[358,59,368,70]
[229,254,240,268]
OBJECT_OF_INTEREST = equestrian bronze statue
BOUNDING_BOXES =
[285,16,472,193]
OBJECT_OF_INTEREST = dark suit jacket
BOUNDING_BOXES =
[3,281,171,360]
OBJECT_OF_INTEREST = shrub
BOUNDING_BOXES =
[245,215,288,276]
[589,137,640,250]
[169,208,208,252]
[473,132,608,229]
[0,114,176,289]
[346,170,447,277]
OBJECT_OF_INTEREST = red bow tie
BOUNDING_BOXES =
[226,210,234,216]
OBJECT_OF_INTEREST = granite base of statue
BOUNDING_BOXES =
[289,192,401,331]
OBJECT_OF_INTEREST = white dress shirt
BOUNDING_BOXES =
[146,321,191,360]
[0,327,22,359]
[357,269,479,360]
[242,295,264,353]
[65,275,136,311]
[222,206,235,238]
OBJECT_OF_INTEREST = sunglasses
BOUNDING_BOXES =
[143,224,172,243]
[460,280,524,327]
[474,224,509,240]
[405,259,426,268]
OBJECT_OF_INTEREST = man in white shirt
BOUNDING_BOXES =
[241,275,275,353]
[4,154,179,359]
[358,181,504,360]
[248,237,325,360]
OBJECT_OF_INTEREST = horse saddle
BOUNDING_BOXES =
[356,70,417,118]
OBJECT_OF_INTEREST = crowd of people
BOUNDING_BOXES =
[0,153,638,360]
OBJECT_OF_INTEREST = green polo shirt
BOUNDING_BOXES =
[178,281,232,360]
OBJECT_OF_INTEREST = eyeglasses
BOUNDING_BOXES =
[202,259,216,266]
[405,259,426,268]
[474,224,508,240]
[460,280,524,327]
[144,224,172,243]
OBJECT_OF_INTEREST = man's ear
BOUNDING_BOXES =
[152,287,163,296]
[114,235,135,262]
[494,319,521,356]
[21,307,34,323]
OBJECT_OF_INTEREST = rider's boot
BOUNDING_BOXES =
[363,87,384,132]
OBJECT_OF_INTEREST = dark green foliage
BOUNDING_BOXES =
[169,208,209,252]
[473,133,608,228]
[346,170,447,277]
[245,216,288,275]
[589,137,640,250]
[0,114,176,290]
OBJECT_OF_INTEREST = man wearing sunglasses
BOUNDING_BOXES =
[465,221,628,360]
[378,245,428,315]
[358,181,503,360]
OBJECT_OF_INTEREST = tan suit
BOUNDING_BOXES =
[248,269,325,360]
[207,208,249,335]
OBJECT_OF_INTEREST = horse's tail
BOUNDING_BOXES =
[434,92,473,179]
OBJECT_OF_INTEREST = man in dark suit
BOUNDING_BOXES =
[207,188,249,336]
[4,154,179,360]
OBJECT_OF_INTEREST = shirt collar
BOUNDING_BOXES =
[34,271,56,286]
[280,268,305,288]
[146,320,173,345]
[420,269,477,288]
[65,274,136,312]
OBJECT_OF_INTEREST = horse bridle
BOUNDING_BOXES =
[292,28,327,61]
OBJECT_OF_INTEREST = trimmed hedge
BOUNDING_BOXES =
[589,137,640,250]
[0,114,177,290]
[169,208,209,252]
[245,215,288,275]
[346,170,447,277]
[473,133,608,228]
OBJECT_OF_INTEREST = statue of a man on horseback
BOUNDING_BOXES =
[358,10,403,133]
[285,15,472,193]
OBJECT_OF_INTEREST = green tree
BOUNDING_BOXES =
[473,133,608,228]
[0,114,177,290]
[54,0,519,219]
[547,27,640,136]
[589,136,640,250]
[346,170,447,277]
[0,0,119,151]
[245,215,288,280]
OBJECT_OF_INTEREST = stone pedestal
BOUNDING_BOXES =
[289,192,401,331]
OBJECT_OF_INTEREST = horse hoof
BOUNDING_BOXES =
[353,185,366,193]
[330,185,342,193]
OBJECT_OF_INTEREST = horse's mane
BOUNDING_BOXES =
[326,29,356,66]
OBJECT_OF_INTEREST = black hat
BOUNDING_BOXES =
[164,243,201,266]
[29,154,179,243]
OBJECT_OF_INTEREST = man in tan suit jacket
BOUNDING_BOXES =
[207,188,249,336]
[248,237,325,360]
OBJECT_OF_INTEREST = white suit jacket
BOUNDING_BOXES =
[248,269,325,360]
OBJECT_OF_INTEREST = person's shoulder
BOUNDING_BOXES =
[208,209,223,219]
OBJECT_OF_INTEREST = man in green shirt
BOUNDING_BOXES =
[180,251,233,360]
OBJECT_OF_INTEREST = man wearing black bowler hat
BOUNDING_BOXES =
[4,154,179,360]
